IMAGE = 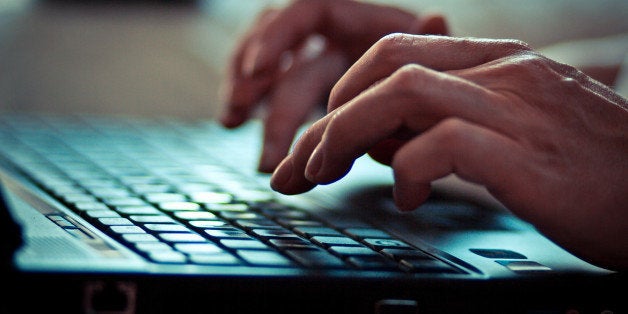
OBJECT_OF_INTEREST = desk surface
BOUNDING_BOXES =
[0,0,626,118]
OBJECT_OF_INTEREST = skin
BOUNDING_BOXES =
[220,0,448,173]
[221,0,628,271]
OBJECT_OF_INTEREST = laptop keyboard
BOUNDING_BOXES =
[0,113,464,274]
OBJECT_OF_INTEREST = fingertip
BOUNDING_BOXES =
[393,183,431,212]
[218,110,243,129]
[270,157,293,192]
[422,14,449,36]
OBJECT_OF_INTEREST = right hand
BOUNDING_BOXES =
[219,0,448,173]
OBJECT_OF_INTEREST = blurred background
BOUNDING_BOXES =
[0,0,627,119]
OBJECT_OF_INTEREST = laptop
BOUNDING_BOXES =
[0,111,623,314]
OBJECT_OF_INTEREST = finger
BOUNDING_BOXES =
[220,9,279,128]
[407,13,449,36]
[391,118,528,212]
[258,49,347,173]
[270,118,330,194]
[220,74,274,128]
[245,0,417,76]
[306,64,502,185]
[328,35,532,112]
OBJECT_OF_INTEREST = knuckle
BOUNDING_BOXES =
[497,38,533,54]
[433,118,471,146]
[388,64,428,96]
[371,33,413,65]
[498,52,557,82]
[324,107,346,139]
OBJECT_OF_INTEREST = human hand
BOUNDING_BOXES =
[220,0,447,173]
[269,34,628,271]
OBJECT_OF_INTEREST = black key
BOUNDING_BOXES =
[293,226,343,238]
[284,249,346,268]
[346,255,400,270]
[329,246,379,257]
[400,258,460,273]
[380,248,434,261]
[268,238,318,250]
[204,227,251,239]
[363,238,413,250]
[344,228,393,239]
[250,228,301,239]
[234,219,282,229]
[311,236,361,248]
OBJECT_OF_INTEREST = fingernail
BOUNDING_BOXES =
[242,43,262,77]
[270,158,293,190]
[305,146,323,182]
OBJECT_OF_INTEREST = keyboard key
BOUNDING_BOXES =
[85,210,121,218]
[104,197,147,207]
[174,243,222,254]
[74,202,110,211]
[250,228,301,239]
[144,224,190,232]
[329,246,379,257]
[98,217,134,226]
[276,219,324,228]
[188,191,232,204]
[116,205,161,215]
[380,248,433,261]
[237,250,292,267]
[363,238,413,250]
[234,219,282,229]
[149,251,187,263]
[344,228,393,239]
[159,201,200,211]
[232,190,274,202]
[123,233,159,243]
[220,212,262,220]
[189,253,240,265]
[284,249,346,268]
[269,238,318,250]
[205,228,251,239]
[130,183,171,194]
[129,215,176,223]
[220,239,268,250]
[158,233,207,243]
[399,258,460,273]
[205,203,248,212]
[174,211,217,220]
[346,256,400,270]
[293,226,343,237]
[188,220,230,228]
[311,236,361,248]
[110,225,145,234]
[136,242,172,252]
[144,193,187,203]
